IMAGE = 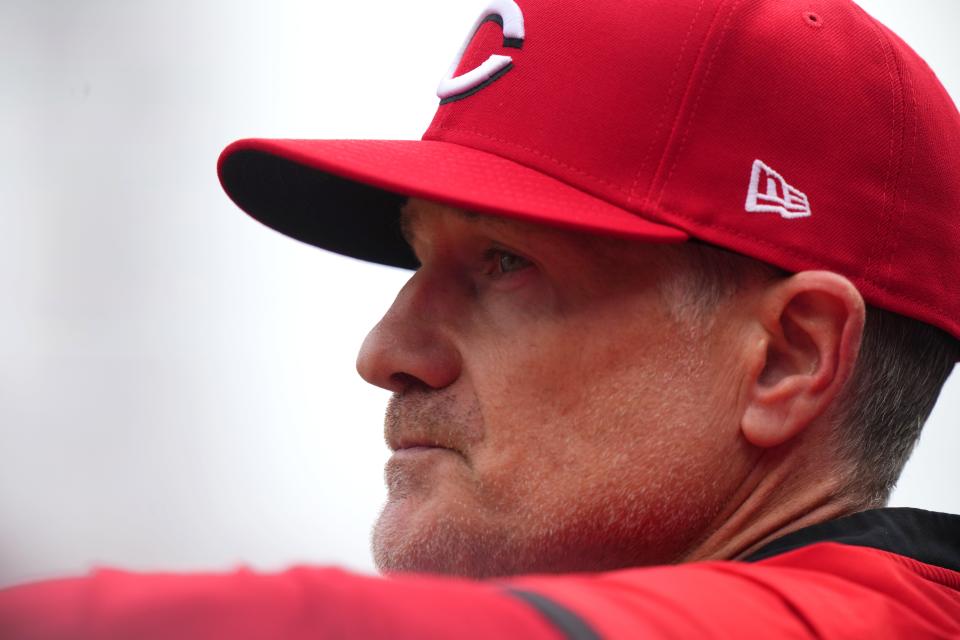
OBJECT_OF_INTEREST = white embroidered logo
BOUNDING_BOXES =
[745,160,812,219]
[437,0,525,104]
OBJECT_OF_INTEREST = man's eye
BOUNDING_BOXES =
[483,249,532,276]
[498,251,530,273]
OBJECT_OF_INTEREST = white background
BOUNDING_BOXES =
[1,0,957,588]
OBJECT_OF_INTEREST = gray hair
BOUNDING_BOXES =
[833,307,959,505]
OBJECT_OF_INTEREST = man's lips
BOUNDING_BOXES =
[389,445,455,462]
[388,437,456,453]
[387,433,470,462]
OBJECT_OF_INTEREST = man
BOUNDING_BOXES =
[2,0,959,637]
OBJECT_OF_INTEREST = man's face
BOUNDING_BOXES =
[358,198,757,578]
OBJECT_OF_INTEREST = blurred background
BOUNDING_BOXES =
[1,0,957,588]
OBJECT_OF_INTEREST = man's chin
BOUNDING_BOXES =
[370,497,452,575]
[371,497,515,579]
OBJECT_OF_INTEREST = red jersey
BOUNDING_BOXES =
[2,508,958,639]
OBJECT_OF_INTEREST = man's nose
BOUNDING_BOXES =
[356,273,462,393]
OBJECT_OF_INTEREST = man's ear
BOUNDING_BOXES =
[741,271,866,448]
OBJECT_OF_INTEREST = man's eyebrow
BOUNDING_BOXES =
[398,203,511,247]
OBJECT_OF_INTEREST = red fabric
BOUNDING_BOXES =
[454,18,511,79]
[0,567,562,640]
[219,0,960,341]
[2,543,959,639]
[513,543,960,638]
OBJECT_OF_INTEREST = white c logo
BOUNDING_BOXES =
[436,0,525,104]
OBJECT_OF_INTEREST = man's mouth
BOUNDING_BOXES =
[389,437,457,454]
[389,445,454,462]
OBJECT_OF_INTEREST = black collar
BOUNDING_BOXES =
[744,507,960,573]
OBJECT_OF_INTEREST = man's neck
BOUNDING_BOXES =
[678,450,864,564]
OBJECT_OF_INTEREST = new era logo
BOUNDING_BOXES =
[745,160,811,219]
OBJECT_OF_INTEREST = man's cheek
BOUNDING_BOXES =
[466,441,569,518]
[478,354,575,415]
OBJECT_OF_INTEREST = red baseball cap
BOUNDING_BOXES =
[218,0,960,341]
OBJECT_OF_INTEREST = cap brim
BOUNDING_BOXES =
[217,138,688,269]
